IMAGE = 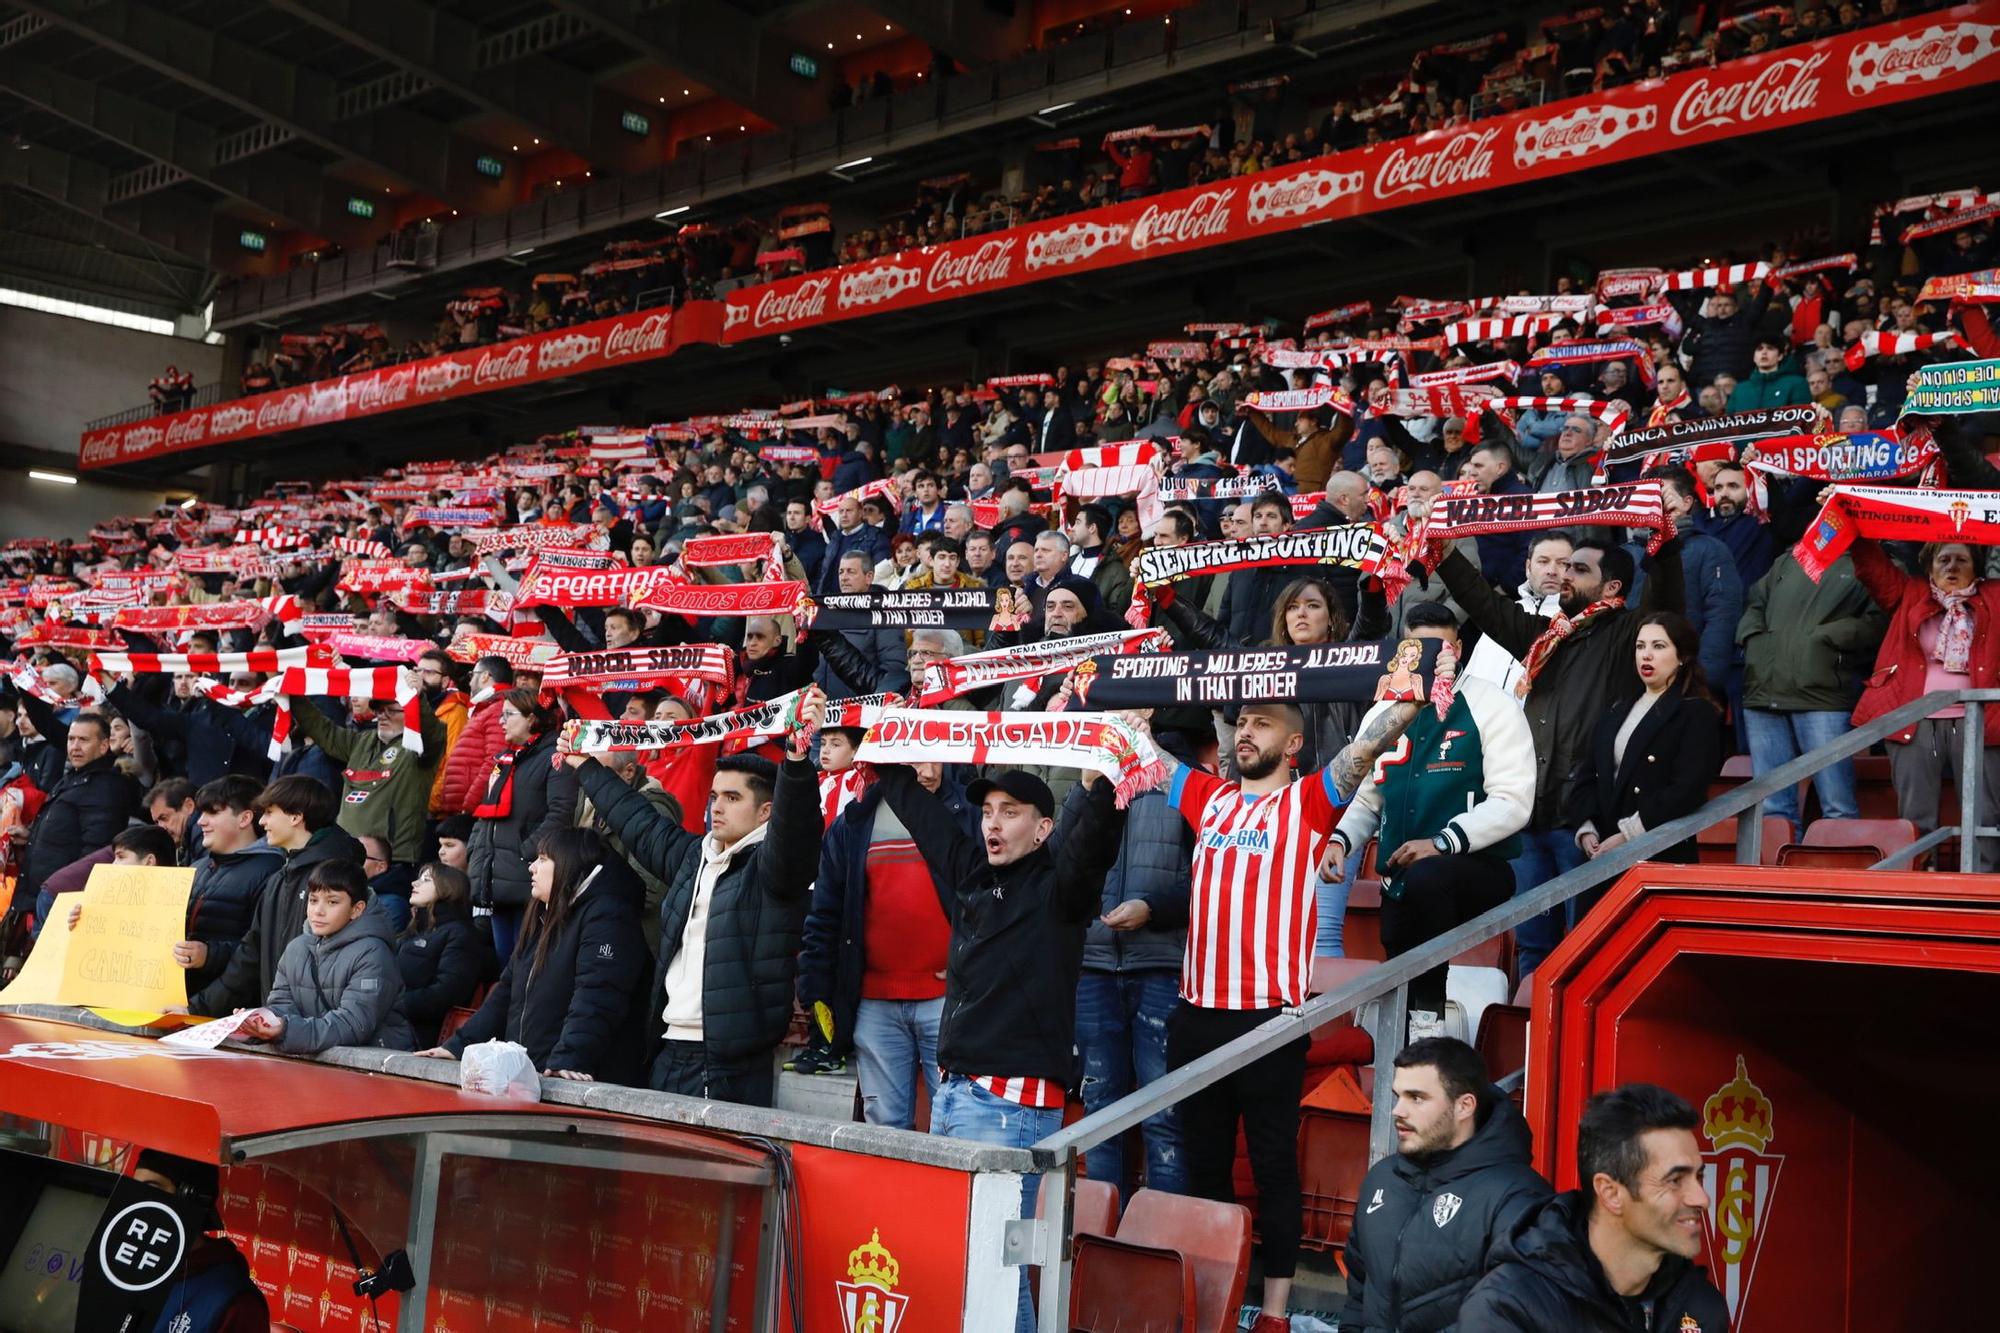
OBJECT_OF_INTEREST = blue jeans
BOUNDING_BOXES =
[852,996,943,1129]
[1313,837,1371,957]
[931,1075,1065,1333]
[1075,971,1186,1202]
[1743,707,1859,839]
[1511,827,1588,978]
[490,904,524,965]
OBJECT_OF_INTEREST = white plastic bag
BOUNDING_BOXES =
[458,1040,540,1098]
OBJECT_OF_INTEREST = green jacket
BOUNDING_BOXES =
[1726,365,1811,412]
[1738,552,1886,713]
[290,697,446,865]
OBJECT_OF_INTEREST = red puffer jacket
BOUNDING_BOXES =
[439,695,508,814]
[1849,539,2000,745]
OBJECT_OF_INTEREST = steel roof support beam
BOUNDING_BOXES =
[546,0,824,129]
[19,0,493,210]
[264,0,650,174]
[0,61,373,246]
[1,142,219,269]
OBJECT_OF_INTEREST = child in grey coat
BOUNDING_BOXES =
[241,859,415,1053]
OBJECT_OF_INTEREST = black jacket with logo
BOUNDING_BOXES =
[877,767,1122,1085]
[1340,1093,1553,1333]
[1459,1190,1731,1333]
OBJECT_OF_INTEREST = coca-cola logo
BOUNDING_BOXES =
[1246,168,1364,224]
[1129,188,1237,251]
[1025,220,1128,271]
[255,395,305,431]
[1372,128,1500,199]
[163,414,208,447]
[415,360,471,396]
[927,238,1016,294]
[473,344,533,386]
[79,433,119,466]
[1849,21,1998,93]
[604,312,672,360]
[752,276,831,330]
[536,333,603,373]
[1671,52,1825,134]
[1513,103,1657,168]
[837,263,921,309]
[353,368,414,412]
[210,404,255,435]
[304,380,348,422]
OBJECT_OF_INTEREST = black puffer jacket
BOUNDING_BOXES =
[443,855,649,1081]
[1340,1094,1553,1333]
[394,910,493,1049]
[21,753,140,905]
[1459,1191,1730,1333]
[189,826,368,1016]
[468,730,577,910]
[1081,788,1190,975]
[184,839,287,996]
[577,754,821,1063]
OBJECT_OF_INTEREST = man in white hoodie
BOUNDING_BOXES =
[1326,602,1535,1041]
[1459,534,1572,700]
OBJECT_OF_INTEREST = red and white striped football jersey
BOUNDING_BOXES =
[1169,763,1347,1010]
[969,1074,1065,1109]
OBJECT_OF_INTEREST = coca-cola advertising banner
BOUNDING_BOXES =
[78,7,1999,468]
[79,302,724,469]
[720,5,2000,341]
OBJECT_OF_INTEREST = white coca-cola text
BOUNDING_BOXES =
[603,312,673,360]
[1671,52,1825,134]
[472,344,533,387]
[752,276,831,330]
[1129,189,1237,251]
[926,238,1016,294]
[1372,128,1499,199]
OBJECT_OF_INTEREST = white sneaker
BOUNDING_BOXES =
[1408,1009,1446,1042]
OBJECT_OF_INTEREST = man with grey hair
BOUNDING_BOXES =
[1835,403,1869,433]
[942,503,975,542]
[1533,416,1599,493]
[811,552,910,702]
[1026,530,1073,617]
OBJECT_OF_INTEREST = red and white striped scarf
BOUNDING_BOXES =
[1656,261,1770,292]
[1058,441,1162,502]
[1843,329,1960,371]
[110,594,302,636]
[855,709,1168,809]
[273,666,425,757]
[91,646,320,676]
[1369,385,1502,420]
[1410,361,1521,387]
[5,659,106,708]
[1516,598,1626,699]
[680,533,785,580]
[1439,314,1561,347]
[1419,478,1673,556]
[329,536,392,559]
[1478,396,1630,440]
[818,766,872,829]
[235,527,308,549]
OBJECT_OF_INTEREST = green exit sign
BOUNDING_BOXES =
[475,154,505,179]
[346,196,376,219]
[238,230,266,252]
[620,110,651,136]
[789,52,819,79]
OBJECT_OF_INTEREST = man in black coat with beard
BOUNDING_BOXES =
[1461,1083,1728,1332]
[1342,1038,1552,1333]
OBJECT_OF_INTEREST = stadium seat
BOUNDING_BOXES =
[436,1006,477,1044]
[1115,1189,1252,1333]
[1297,1105,1371,1252]
[1474,1003,1531,1086]
[1696,814,1791,866]
[1036,1175,1120,1240]
[1070,1233,1196,1332]
[1344,878,1386,961]
[1802,817,1920,865]
[1775,844,1882,869]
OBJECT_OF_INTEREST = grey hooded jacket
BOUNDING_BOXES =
[266,906,416,1054]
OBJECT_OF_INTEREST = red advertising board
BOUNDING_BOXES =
[721,4,2000,342]
[78,5,2000,469]
[78,301,725,470]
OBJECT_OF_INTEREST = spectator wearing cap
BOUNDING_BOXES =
[1514,372,1577,452]
[1727,333,1811,411]
[875,760,1124,1330]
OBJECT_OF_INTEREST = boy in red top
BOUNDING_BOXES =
[795,761,977,1117]
[1152,689,1428,1333]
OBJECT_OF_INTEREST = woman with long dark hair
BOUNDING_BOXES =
[422,827,648,1082]
[394,862,490,1049]
[468,689,576,965]
[1569,611,1723,866]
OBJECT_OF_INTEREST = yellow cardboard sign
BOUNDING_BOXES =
[0,864,193,1014]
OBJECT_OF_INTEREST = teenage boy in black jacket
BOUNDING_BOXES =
[873,762,1123,1333]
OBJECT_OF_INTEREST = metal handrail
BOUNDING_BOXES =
[1031,687,1995,1329]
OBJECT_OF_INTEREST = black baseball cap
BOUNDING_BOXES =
[966,771,1056,818]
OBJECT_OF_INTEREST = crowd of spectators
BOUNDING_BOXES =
[40,76,1997,1333]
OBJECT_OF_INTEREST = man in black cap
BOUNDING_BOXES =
[872,759,1124,1331]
